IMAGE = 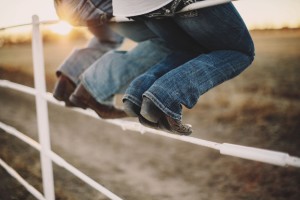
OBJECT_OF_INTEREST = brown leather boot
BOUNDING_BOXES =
[69,84,128,119]
[158,114,192,136]
[139,113,192,135]
[53,74,76,107]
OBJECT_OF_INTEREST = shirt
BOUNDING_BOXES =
[54,0,113,26]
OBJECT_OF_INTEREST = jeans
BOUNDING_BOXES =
[58,21,171,105]
[124,3,255,120]
[57,23,123,84]
[81,39,171,105]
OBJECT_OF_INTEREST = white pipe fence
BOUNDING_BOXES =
[32,15,55,200]
[1,78,300,169]
[0,121,123,200]
[1,1,300,199]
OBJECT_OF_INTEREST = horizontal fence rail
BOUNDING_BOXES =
[1,80,300,200]
[1,79,300,169]
[0,158,46,200]
[0,20,59,31]
[1,1,300,199]
[0,122,123,200]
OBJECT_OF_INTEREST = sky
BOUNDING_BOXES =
[0,0,300,30]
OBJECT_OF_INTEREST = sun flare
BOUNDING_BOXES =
[48,21,73,35]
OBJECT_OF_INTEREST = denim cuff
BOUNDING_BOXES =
[81,78,114,106]
[57,69,79,86]
[122,94,142,107]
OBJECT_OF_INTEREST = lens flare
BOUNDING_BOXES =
[48,21,72,35]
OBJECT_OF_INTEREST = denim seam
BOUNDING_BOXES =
[143,91,182,120]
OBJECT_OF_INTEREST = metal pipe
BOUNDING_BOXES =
[32,15,55,200]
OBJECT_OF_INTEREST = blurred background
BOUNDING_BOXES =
[0,0,300,200]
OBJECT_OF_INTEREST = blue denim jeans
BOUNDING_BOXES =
[57,23,123,84]
[81,38,171,105]
[58,21,171,105]
[123,3,255,120]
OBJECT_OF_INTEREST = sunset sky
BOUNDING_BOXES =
[0,0,300,30]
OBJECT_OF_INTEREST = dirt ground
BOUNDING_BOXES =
[0,30,300,200]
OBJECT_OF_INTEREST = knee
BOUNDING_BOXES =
[247,40,255,63]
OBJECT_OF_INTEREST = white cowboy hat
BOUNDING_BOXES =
[113,0,173,17]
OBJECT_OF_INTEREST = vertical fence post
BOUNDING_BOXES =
[32,15,55,200]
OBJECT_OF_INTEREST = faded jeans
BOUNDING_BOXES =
[57,21,171,105]
[57,23,123,85]
[123,3,255,120]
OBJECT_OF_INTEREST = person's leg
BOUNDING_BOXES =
[69,38,171,119]
[56,37,120,85]
[123,51,195,110]
[54,20,156,88]
[121,18,200,118]
[56,23,123,84]
[53,37,121,106]
[114,18,200,133]
[53,20,157,107]
[60,20,171,119]
[53,23,123,105]
[79,38,171,106]
[144,50,254,120]
[126,2,255,134]
[144,2,255,118]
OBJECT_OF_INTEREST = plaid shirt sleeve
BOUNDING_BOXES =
[54,0,113,26]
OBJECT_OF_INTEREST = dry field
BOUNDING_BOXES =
[0,30,300,200]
